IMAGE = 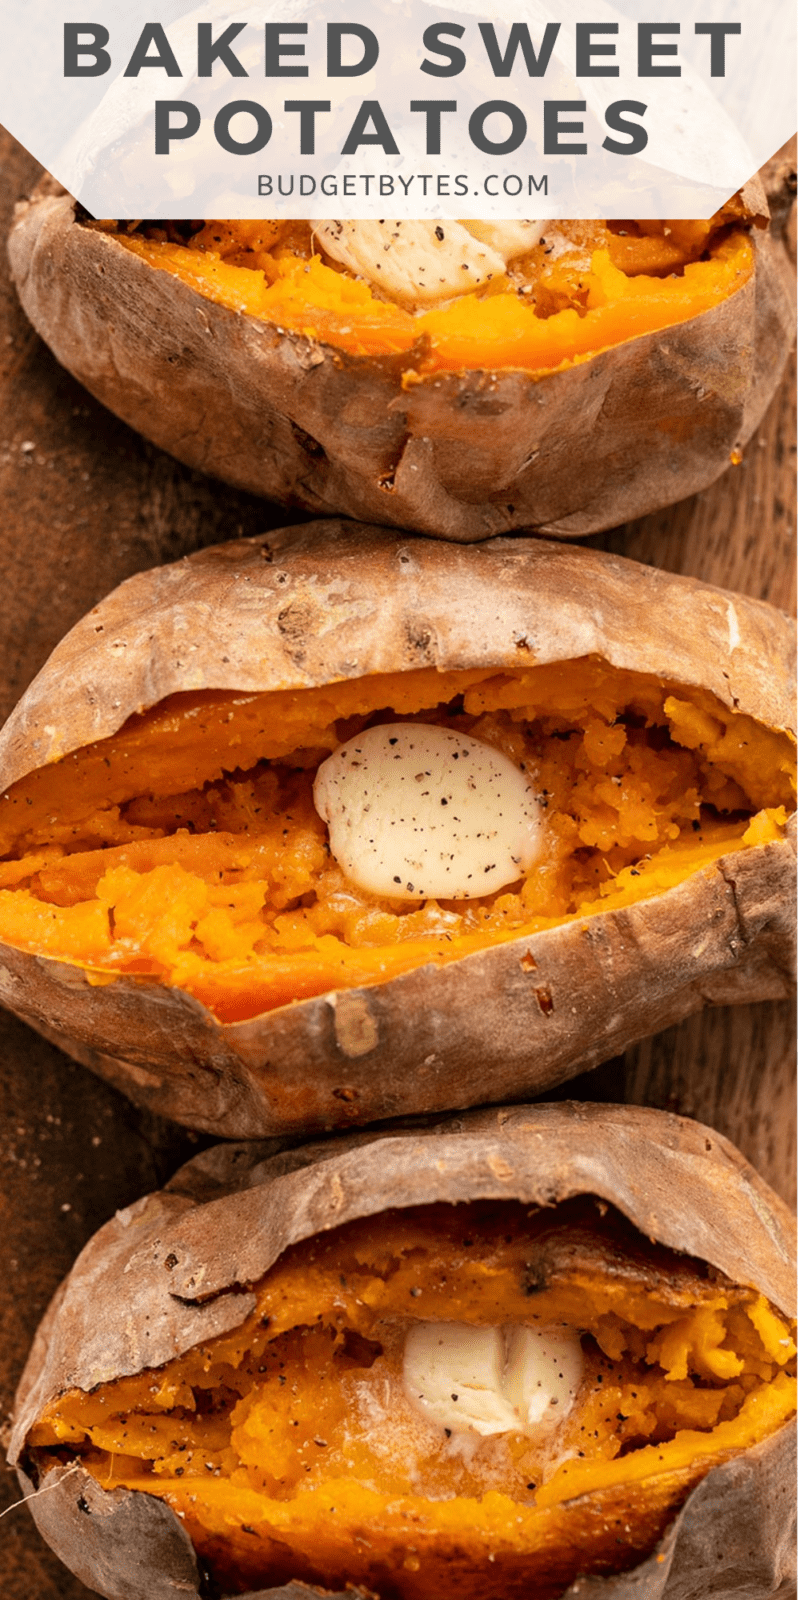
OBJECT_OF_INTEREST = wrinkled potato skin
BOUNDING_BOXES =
[7,184,797,541]
[0,524,795,1139]
[9,1104,798,1600]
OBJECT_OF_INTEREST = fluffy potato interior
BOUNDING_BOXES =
[0,659,793,1022]
[29,1199,796,1599]
[96,209,755,371]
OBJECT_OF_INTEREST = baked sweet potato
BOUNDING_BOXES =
[0,523,794,1138]
[9,1102,797,1600]
[7,184,796,540]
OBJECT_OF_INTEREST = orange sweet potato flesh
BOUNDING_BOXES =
[109,217,754,374]
[0,659,793,1024]
[30,1199,797,1599]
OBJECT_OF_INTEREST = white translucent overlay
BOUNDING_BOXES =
[0,0,794,218]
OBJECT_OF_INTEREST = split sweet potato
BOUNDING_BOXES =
[0,523,794,1137]
[9,1103,796,1600]
[7,185,796,539]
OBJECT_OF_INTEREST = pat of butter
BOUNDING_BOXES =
[403,1321,584,1437]
[313,220,506,307]
[313,722,543,901]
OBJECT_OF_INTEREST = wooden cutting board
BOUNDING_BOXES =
[0,128,795,1599]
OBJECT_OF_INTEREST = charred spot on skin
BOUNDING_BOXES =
[405,623,432,655]
[277,601,315,644]
[290,421,326,460]
[164,1253,179,1272]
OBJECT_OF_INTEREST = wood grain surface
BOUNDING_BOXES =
[0,129,795,1600]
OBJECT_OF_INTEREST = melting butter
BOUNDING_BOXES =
[403,1321,584,1437]
[313,721,543,901]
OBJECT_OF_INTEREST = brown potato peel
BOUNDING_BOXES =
[6,182,796,541]
[0,522,795,1139]
[8,1102,797,1600]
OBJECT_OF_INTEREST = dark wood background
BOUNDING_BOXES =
[0,130,795,1598]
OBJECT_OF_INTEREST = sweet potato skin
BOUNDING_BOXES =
[0,524,795,1139]
[9,1103,797,1600]
[7,186,797,541]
